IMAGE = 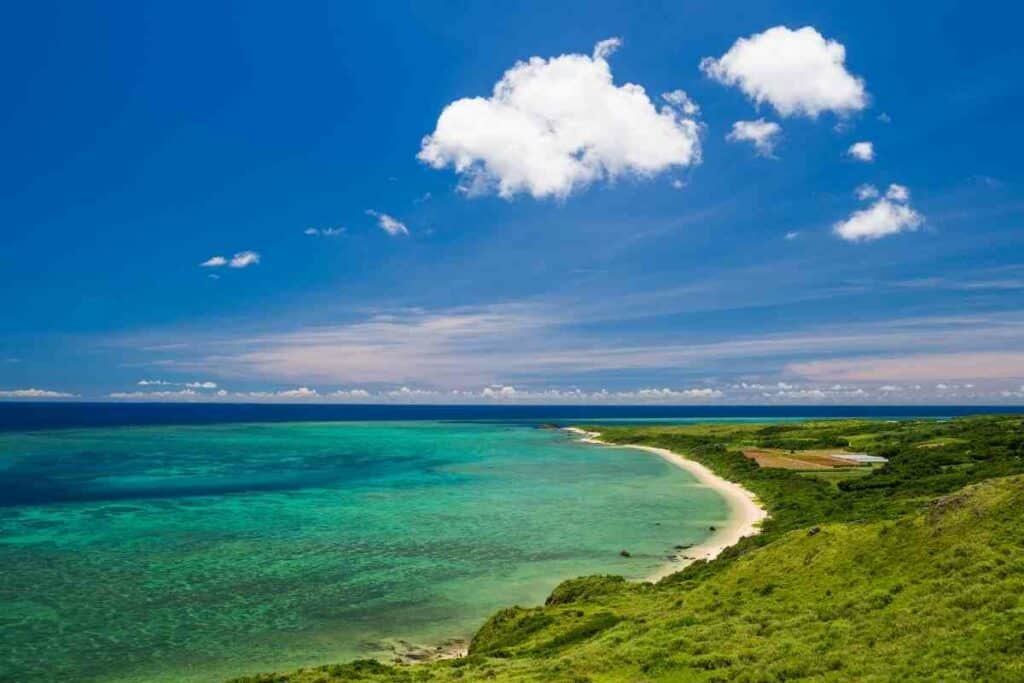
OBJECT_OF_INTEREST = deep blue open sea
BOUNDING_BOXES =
[1,402,1017,432]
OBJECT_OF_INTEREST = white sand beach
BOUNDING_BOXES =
[564,427,769,582]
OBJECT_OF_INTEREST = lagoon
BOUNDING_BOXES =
[0,420,729,682]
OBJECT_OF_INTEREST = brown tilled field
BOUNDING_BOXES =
[742,449,863,470]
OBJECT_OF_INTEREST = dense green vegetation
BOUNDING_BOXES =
[230,415,1024,682]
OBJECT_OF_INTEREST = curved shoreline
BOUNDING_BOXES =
[563,427,769,582]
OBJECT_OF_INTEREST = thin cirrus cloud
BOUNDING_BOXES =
[847,141,875,162]
[418,37,702,199]
[789,351,1024,382]
[834,183,924,242]
[200,251,260,268]
[701,26,867,118]
[726,119,782,157]
[365,210,409,236]
[124,303,1024,397]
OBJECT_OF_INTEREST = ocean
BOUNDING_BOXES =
[0,403,1012,681]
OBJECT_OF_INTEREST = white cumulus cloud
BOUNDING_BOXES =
[366,210,409,236]
[834,184,924,241]
[418,38,702,199]
[701,26,867,118]
[847,141,874,162]
[726,119,782,157]
[200,256,227,267]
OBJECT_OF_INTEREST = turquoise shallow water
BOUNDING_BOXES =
[0,421,729,682]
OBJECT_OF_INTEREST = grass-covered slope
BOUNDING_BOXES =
[231,416,1024,682]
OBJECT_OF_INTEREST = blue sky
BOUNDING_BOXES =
[2,0,1023,404]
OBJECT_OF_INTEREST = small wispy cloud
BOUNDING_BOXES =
[847,141,874,162]
[109,386,325,402]
[784,231,799,241]
[137,379,217,389]
[855,184,879,200]
[661,89,700,116]
[0,387,76,398]
[201,252,260,268]
[110,388,200,400]
[727,119,782,157]
[366,210,409,236]
[886,183,910,201]
[229,251,261,268]
[304,227,346,237]
[275,386,316,398]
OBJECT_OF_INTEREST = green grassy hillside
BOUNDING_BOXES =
[231,415,1024,682]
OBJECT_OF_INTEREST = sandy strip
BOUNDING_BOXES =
[563,427,769,582]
